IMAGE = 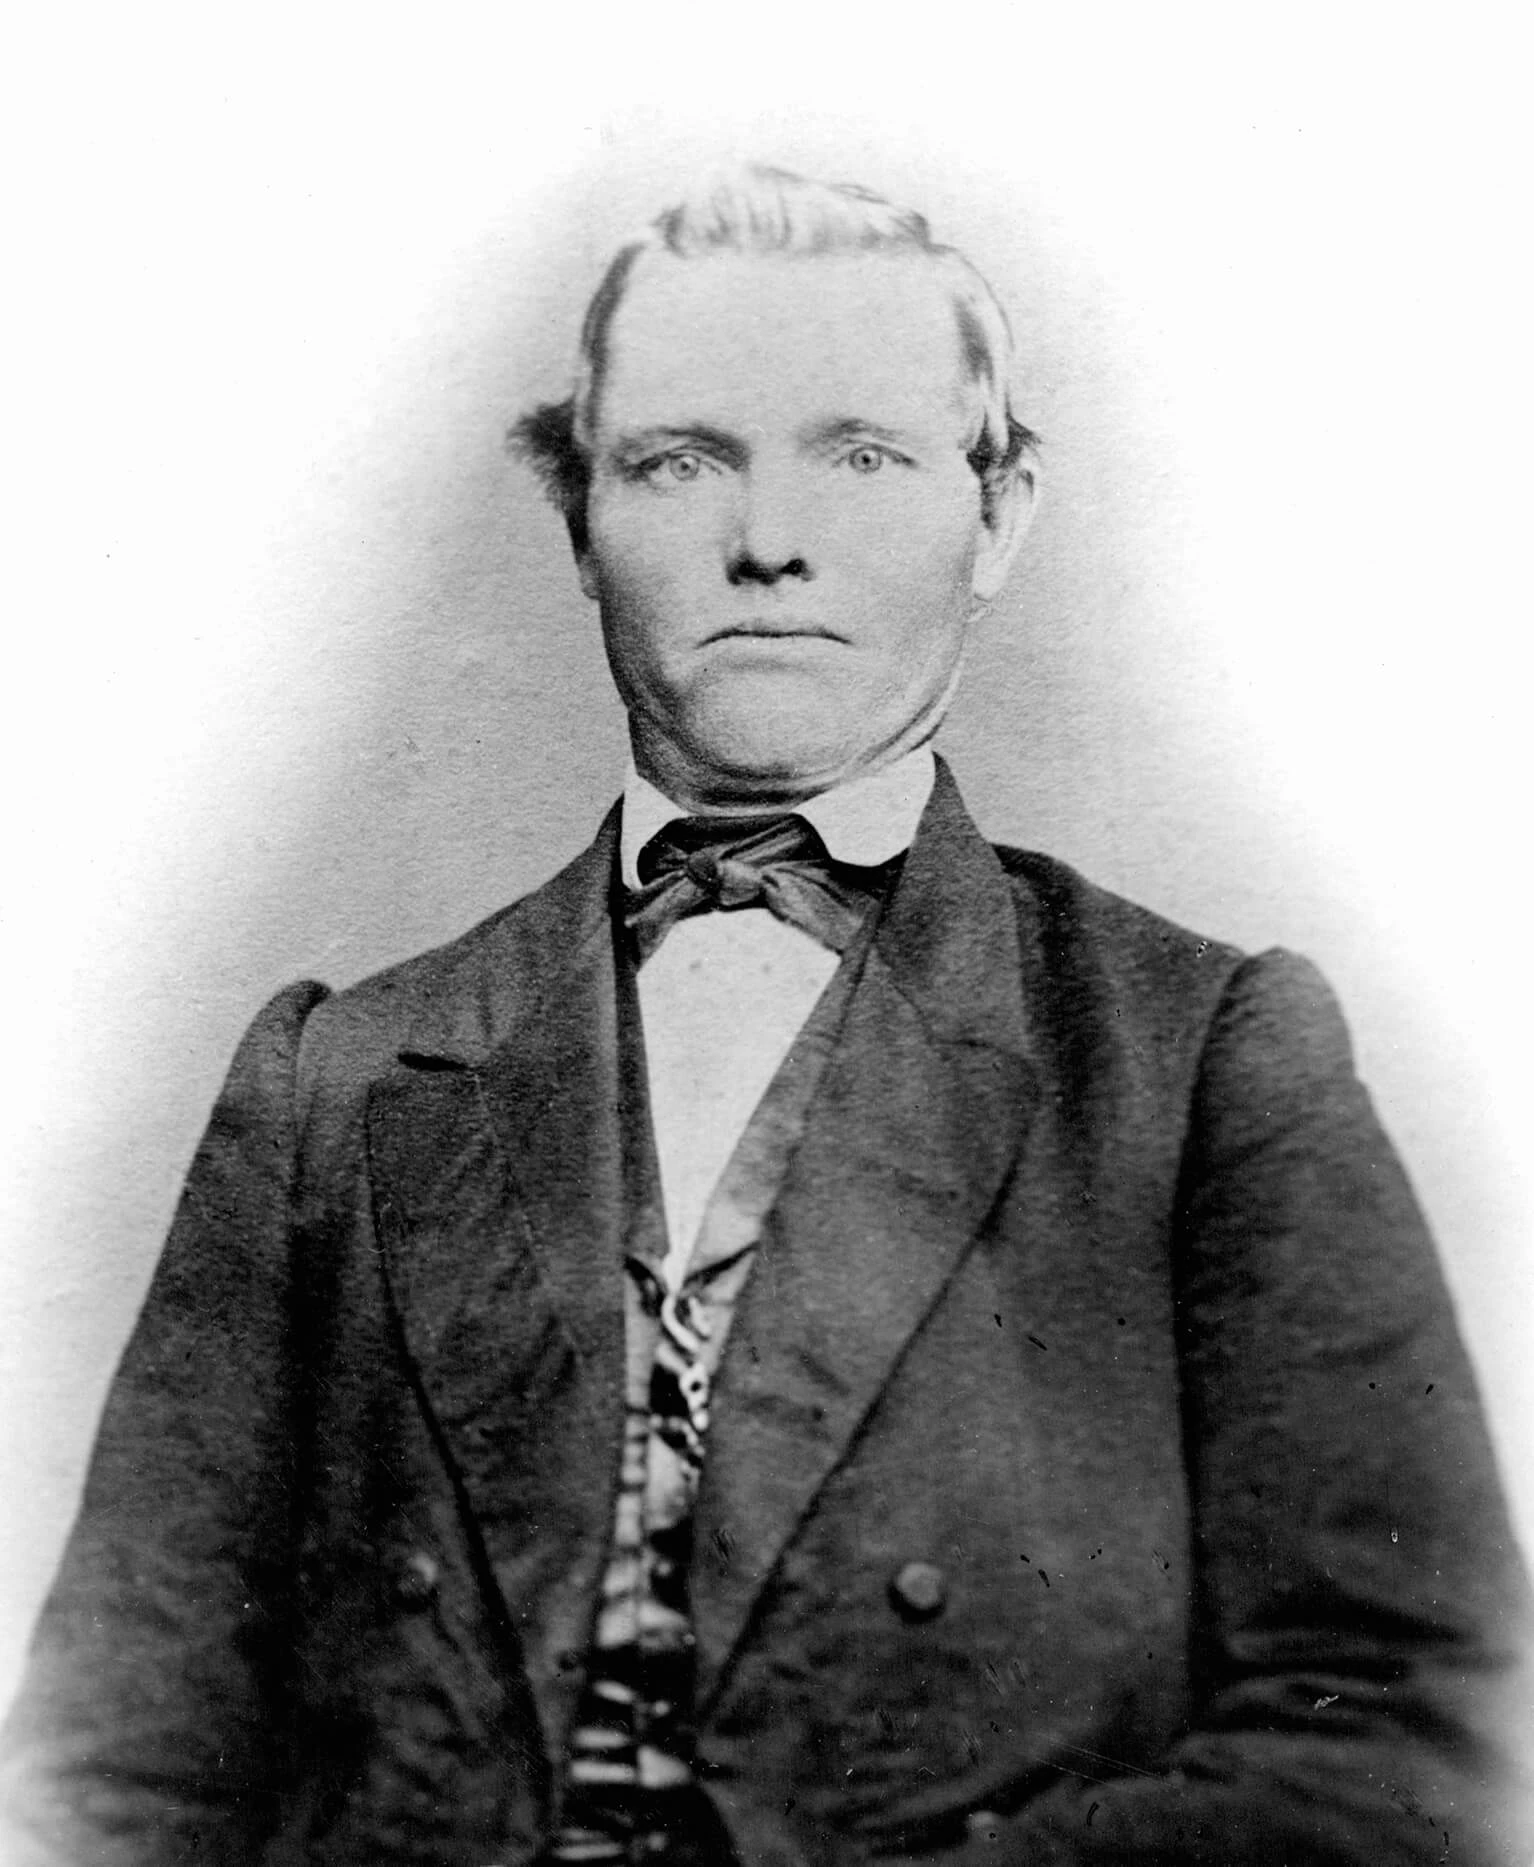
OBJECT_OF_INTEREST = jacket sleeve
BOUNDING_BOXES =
[0,979,332,1867]
[997,950,1534,1866]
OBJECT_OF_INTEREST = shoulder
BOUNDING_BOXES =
[987,841,1351,1090]
[300,895,528,1053]
[263,813,618,1116]
[991,841,1242,1019]
[992,843,1234,956]
[290,896,560,1106]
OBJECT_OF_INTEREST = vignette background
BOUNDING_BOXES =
[2,5,1530,1709]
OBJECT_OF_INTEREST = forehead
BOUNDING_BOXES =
[593,251,973,438]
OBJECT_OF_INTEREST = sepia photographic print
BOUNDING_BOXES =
[2,15,1531,1864]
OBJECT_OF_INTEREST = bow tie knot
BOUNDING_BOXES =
[625,812,891,960]
[681,846,771,910]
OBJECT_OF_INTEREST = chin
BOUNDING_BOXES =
[680,699,870,799]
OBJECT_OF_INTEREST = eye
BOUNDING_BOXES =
[632,449,713,486]
[845,444,887,474]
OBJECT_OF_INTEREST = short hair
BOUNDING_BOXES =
[510,166,1038,554]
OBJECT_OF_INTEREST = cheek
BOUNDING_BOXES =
[589,517,719,705]
[589,488,726,584]
[849,521,978,637]
[835,480,978,584]
[595,536,722,653]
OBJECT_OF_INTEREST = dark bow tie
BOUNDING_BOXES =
[625,812,891,961]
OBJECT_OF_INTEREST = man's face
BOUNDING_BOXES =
[577,251,1028,806]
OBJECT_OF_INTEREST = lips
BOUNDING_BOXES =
[708,620,845,642]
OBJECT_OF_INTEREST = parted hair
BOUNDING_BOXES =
[510,166,1038,553]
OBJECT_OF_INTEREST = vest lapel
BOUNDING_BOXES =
[691,763,1039,1708]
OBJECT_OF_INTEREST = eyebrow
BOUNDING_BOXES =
[606,423,746,465]
[802,417,916,448]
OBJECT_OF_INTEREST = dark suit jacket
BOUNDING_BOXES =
[3,765,1530,1866]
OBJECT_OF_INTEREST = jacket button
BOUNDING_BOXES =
[966,1809,1003,1843]
[889,1560,947,1621]
[395,1550,440,1610]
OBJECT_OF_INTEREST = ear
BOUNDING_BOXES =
[575,549,601,602]
[971,462,1037,602]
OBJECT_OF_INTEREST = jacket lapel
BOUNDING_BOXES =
[366,809,630,1753]
[692,763,1039,1708]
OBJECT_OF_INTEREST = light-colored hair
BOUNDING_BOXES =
[512,166,1037,551]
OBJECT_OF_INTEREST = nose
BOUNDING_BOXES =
[726,468,816,585]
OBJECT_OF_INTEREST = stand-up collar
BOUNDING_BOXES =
[619,747,937,889]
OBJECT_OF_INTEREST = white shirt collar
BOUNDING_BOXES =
[619,747,937,889]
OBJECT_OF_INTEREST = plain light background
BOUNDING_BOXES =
[2,7,1530,1712]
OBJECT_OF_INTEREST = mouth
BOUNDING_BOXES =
[706,620,846,643]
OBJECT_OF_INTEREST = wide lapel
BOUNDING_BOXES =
[366,809,630,1748]
[470,821,630,1390]
[692,763,1039,1708]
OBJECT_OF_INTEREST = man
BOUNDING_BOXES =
[2,167,1529,1865]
